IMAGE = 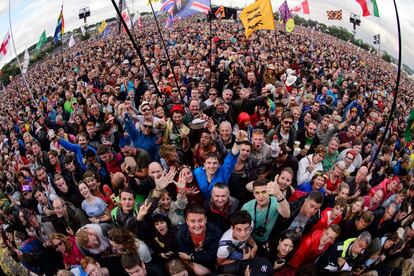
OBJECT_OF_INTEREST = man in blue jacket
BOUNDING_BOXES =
[194,130,243,199]
[58,132,97,171]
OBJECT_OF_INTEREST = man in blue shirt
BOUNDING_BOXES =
[194,131,244,199]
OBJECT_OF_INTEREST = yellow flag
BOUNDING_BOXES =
[286,18,295,33]
[240,0,275,38]
[98,20,107,34]
[147,0,160,5]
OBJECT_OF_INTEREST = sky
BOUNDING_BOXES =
[0,0,412,70]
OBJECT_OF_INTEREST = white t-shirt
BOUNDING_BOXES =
[217,228,248,260]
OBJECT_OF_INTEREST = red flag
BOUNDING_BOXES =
[302,0,310,14]
[290,0,310,15]
[0,31,10,61]
[121,8,132,33]
[137,14,143,31]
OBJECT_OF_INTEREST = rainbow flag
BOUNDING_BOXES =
[53,7,64,43]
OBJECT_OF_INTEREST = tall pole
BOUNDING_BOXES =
[148,0,184,104]
[368,0,402,173]
[7,0,43,117]
[61,3,64,75]
[109,0,181,134]
[209,0,213,89]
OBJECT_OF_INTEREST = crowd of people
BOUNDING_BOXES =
[0,12,413,276]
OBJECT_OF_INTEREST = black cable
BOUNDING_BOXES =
[148,0,185,104]
[368,0,402,173]
[109,0,180,134]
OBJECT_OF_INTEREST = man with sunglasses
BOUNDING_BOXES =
[266,111,296,151]
[123,113,160,162]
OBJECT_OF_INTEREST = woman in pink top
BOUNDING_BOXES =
[49,232,84,269]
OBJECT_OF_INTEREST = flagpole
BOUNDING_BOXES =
[148,0,184,104]
[61,2,64,74]
[7,0,43,118]
[209,0,212,89]
[368,0,402,173]
[109,0,181,134]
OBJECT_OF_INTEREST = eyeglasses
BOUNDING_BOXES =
[53,241,63,249]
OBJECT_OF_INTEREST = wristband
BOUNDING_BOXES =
[277,197,285,203]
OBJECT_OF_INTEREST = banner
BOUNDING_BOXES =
[327,10,342,20]
[240,0,275,38]
[98,20,108,34]
[36,31,47,51]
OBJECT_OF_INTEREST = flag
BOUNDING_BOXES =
[68,34,76,48]
[160,0,175,14]
[0,31,11,61]
[290,0,310,15]
[98,20,108,34]
[286,18,295,33]
[147,0,160,5]
[102,27,111,38]
[215,6,225,20]
[278,1,291,25]
[121,8,132,32]
[165,15,174,28]
[240,0,275,38]
[161,0,210,19]
[22,48,30,74]
[81,26,86,36]
[327,10,342,20]
[36,31,47,51]
[356,0,379,17]
[137,13,143,31]
[53,7,64,43]
[405,108,414,141]
[373,34,380,44]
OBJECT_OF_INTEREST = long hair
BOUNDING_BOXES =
[107,228,137,255]
[49,232,72,252]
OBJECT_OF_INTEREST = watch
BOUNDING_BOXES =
[277,197,285,203]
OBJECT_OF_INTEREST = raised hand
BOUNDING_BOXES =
[137,200,152,221]
[174,169,187,189]
[155,167,177,190]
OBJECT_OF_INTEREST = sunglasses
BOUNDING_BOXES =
[53,241,63,249]
[172,89,179,92]
[283,121,293,125]
[143,125,153,129]
[209,93,217,96]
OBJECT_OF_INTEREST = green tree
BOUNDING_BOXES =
[382,51,392,63]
